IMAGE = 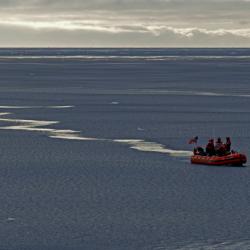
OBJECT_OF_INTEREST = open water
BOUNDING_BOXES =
[0,48,250,249]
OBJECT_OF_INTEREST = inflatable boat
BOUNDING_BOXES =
[191,152,247,166]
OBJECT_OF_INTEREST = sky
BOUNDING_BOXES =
[0,0,250,47]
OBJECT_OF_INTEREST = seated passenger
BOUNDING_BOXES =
[194,146,206,156]
[215,137,226,156]
[206,139,215,156]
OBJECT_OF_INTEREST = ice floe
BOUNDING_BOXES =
[0,108,192,158]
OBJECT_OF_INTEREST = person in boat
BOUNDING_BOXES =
[215,137,226,156]
[206,139,215,156]
[194,146,206,156]
[225,137,231,152]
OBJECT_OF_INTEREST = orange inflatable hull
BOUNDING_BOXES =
[191,153,247,166]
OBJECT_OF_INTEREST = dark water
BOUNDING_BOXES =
[1,47,250,57]
[0,48,250,250]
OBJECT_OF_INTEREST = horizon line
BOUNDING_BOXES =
[0,46,250,49]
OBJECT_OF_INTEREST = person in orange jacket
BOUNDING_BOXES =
[215,137,226,156]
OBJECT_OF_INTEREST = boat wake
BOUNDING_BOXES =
[0,108,192,158]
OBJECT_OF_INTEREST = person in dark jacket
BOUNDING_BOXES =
[194,146,206,156]
[225,137,231,152]
[206,139,215,156]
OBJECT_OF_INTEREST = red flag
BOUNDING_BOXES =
[188,136,198,144]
